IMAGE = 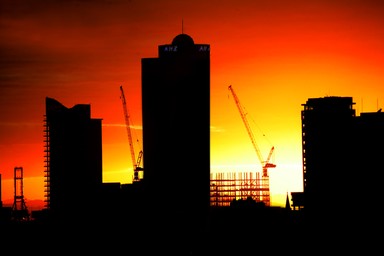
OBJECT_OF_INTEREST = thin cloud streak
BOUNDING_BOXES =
[103,123,142,130]
[210,126,225,133]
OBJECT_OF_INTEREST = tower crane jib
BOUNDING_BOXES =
[120,85,142,182]
[228,85,276,177]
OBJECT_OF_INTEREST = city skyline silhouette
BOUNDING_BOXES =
[1,1,383,208]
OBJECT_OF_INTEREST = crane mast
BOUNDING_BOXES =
[228,85,276,206]
[120,85,141,182]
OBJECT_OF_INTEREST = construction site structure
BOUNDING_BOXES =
[228,85,276,206]
[210,172,270,207]
[120,85,143,182]
[12,167,30,221]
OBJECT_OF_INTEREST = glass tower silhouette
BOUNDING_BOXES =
[141,33,210,232]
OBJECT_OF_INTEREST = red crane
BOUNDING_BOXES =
[120,85,143,182]
[228,85,276,205]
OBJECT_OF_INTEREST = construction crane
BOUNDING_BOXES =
[120,85,143,182]
[228,85,276,205]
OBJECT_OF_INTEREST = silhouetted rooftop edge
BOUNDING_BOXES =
[172,33,194,46]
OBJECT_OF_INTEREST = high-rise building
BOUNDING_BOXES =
[44,97,102,222]
[301,96,384,227]
[141,33,210,232]
[301,97,355,216]
[353,110,384,224]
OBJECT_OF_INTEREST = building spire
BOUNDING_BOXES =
[285,192,291,210]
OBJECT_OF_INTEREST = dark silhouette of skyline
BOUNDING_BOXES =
[1,33,383,254]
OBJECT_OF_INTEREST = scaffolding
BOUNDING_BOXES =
[210,172,270,207]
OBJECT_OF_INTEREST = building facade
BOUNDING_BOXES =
[44,97,102,222]
[141,33,210,232]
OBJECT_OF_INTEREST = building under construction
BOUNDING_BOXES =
[210,171,271,207]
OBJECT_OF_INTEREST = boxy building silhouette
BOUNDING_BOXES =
[44,97,103,223]
[299,96,384,229]
[141,33,211,233]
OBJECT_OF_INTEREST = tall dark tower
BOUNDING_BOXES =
[44,97,102,223]
[301,97,356,223]
[141,33,210,233]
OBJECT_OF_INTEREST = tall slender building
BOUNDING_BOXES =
[141,33,210,233]
[44,97,102,223]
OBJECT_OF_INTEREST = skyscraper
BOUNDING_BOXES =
[301,96,356,221]
[141,33,210,232]
[301,96,384,228]
[44,97,102,222]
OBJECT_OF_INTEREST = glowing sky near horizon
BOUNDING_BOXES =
[1,0,383,207]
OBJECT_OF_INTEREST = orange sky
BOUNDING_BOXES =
[1,0,383,208]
